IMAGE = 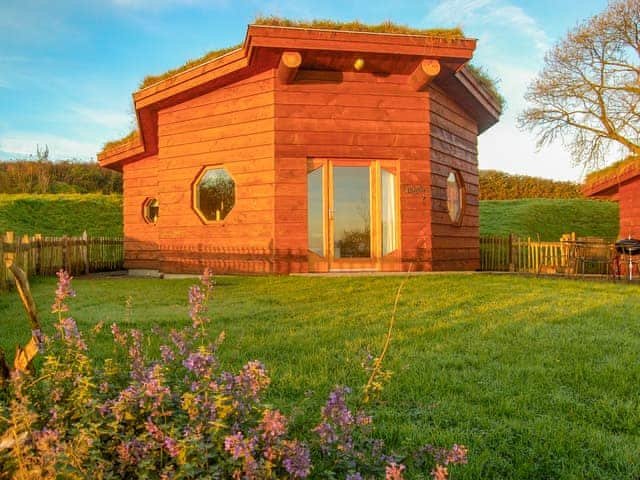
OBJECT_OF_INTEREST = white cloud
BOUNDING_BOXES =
[0,132,99,161]
[478,123,587,182]
[427,0,550,54]
[69,105,132,131]
[428,0,492,24]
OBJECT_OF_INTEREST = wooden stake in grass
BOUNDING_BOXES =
[0,253,43,386]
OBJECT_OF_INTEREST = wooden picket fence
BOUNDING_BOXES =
[480,233,613,274]
[480,235,566,273]
[0,231,123,290]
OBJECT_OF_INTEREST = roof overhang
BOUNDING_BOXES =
[99,24,501,171]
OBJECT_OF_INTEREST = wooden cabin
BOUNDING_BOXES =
[98,23,501,274]
[583,157,640,238]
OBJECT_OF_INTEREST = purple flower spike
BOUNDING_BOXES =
[283,440,311,478]
[52,269,75,313]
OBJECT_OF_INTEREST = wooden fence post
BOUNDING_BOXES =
[20,234,30,278]
[82,230,90,274]
[4,232,15,286]
[62,235,69,273]
[33,234,42,275]
[508,234,514,272]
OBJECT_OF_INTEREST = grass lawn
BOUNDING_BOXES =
[1,274,639,479]
[0,193,123,237]
[480,199,619,240]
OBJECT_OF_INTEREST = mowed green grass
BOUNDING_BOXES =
[480,199,619,241]
[0,193,123,237]
[1,274,639,479]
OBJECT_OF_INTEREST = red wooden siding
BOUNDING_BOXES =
[122,155,159,269]
[274,70,431,272]
[125,70,277,273]
[618,179,640,239]
[122,68,483,274]
[428,84,480,270]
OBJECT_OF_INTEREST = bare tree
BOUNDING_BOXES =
[519,0,640,170]
[36,144,49,161]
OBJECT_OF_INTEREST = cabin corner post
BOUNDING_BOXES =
[408,59,441,91]
[277,51,302,84]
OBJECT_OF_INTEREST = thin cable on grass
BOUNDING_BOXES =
[362,264,413,404]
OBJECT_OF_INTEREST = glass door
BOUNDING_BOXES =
[330,165,373,269]
[307,159,399,272]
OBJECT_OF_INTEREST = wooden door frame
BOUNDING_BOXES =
[307,158,400,272]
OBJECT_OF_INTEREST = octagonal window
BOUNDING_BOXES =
[142,198,159,224]
[446,171,465,225]
[194,168,235,222]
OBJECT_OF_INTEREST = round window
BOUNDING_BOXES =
[142,198,159,224]
[446,171,464,225]
[193,167,235,222]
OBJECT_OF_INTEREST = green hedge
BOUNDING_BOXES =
[480,170,582,200]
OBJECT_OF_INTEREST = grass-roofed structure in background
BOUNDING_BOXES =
[583,156,640,239]
[584,156,640,186]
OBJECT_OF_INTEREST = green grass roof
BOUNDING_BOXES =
[252,16,465,37]
[103,18,501,155]
[465,64,505,109]
[138,17,465,90]
[100,129,139,155]
[585,156,640,186]
[139,44,242,90]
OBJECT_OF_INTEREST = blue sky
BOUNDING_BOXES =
[0,0,611,181]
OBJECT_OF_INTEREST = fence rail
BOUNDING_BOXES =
[480,234,615,275]
[1,231,123,290]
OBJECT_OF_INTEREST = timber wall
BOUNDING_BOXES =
[618,179,640,239]
[135,69,276,273]
[274,69,432,272]
[428,84,480,270]
[123,155,159,269]
[122,69,483,273]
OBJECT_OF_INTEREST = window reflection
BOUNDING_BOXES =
[143,198,159,224]
[195,168,235,221]
[307,168,324,256]
[381,169,396,255]
[333,166,371,258]
[447,171,464,224]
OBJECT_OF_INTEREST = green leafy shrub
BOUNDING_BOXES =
[0,160,122,195]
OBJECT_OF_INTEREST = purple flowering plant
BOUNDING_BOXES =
[0,269,466,479]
